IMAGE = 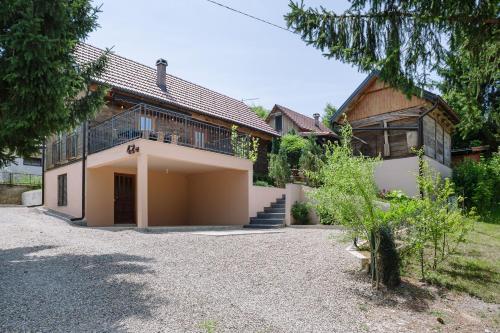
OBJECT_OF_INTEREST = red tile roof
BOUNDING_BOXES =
[271,104,335,135]
[75,44,278,136]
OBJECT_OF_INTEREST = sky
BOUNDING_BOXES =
[87,0,366,118]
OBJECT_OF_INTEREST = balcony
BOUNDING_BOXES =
[88,103,253,158]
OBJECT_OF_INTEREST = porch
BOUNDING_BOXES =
[85,138,253,228]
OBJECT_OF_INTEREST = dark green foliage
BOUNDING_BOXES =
[268,150,291,188]
[285,0,499,143]
[378,226,401,288]
[0,0,109,166]
[299,136,324,186]
[280,133,308,168]
[453,154,500,217]
[291,201,309,224]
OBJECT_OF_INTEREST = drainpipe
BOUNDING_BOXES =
[70,121,87,222]
[31,143,46,207]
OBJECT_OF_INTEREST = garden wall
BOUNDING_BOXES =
[249,185,286,218]
[285,184,320,225]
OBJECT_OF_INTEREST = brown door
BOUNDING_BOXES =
[114,173,136,224]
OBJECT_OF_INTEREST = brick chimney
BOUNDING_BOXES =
[313,113,320,127]
[156,58,168,89]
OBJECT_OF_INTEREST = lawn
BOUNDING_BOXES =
[408,221,500,303]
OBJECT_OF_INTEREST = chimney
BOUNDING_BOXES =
[313,113,320,127]
[156,58,168,89]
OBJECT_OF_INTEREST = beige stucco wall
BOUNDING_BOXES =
[44,162,83,217]
[425,156,452,179]
[148,171,188,226]
[86,166,136,227]
[187,170,250,225]
[285,183,320,225]
[249,185,286,218]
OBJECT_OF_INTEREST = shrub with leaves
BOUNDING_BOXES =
[453,153,500,217]
[299,136,324,186]
[307,122,388,287]
[291,201,309,224]
[268,151,290,188]
[280,133,308,168]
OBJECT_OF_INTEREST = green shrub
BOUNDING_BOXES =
[254,180,271,187]
[379,226,401,287]
[291,201,309,224]
[268,151,290,188]
[453,153,500,217]
[299,136,324,186]
[280,133,308,168]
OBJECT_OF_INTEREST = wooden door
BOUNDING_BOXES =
[114,173,136,224]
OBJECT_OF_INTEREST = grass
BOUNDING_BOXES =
[408,221,500,303]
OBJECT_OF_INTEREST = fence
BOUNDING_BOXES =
[0,172,42,187]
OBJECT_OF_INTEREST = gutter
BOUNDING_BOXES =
[70,122,87,222]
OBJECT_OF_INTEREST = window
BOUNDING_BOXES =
[23,157,42,166]
[275,115,283,132]
[140,116,152,131]
[57,174,67,206]
[195,131,205,148]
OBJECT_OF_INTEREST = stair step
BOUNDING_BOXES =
[275,198,285,204]
[257,212,285,219]
[264,207,285,213]
[250,218,284,224]
[271,203,285,208]
[243,224,284,229]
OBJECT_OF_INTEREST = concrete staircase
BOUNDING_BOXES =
[244,195,285,229]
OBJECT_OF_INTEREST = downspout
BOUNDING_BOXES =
[32,143,46,207]
[70,121,87,222]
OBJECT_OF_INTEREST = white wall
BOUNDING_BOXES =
[374,156,453,198]
[374,157,419,197]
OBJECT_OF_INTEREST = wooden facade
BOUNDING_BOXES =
[45,88,274,173]
[338,76,458,167]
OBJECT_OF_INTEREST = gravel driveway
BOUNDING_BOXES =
[0,207,496,332]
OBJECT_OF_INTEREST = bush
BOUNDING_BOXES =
[254,180,271,187]
[379,226,401,287]
[299,136,324,186]
[453,153,500,217]
[291,201,309,224]
[280,134,308,168]
[268,151,290,187]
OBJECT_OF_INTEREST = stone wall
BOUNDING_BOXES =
[0,184,36,205]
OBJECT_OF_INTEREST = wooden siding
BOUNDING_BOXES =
[345,78,427,122]
[267,112,300,134]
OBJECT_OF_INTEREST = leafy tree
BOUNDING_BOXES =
[0,0,109,166]
[299,136,324,186]
[322,103,337,129]
[250,105,270,120]
[307,122,386,288]
[280,133,308,168]
[285,1,499,141]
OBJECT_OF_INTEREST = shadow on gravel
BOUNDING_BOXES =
[0,245,160,332]
[347,270,435,313]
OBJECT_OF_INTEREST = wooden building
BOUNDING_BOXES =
[332,72,460,196]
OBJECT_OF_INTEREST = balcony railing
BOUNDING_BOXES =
[88,104,253,158]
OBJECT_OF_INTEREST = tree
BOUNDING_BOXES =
[285,1,499,141]
[250,105,270,120]
[322,103,337,129]
[0,0,109,166]
[307,122,387,288]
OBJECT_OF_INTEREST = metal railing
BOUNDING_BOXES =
[45,130,83,170]
[0,172,42,187]
[88,104,253,158]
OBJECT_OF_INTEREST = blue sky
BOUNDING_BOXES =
[88,0,366,118]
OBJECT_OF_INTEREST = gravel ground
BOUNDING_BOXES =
[0,207,497,333]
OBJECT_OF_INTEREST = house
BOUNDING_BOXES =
[332,71,460,196]
[43,43,282,228]
[1,155,43,176]
[266,104,337,142]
